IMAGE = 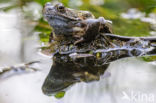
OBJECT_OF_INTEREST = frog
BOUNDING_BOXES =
[43,2,112,45]
[42,2,156,96]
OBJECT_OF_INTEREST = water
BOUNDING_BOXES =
[1,2,156,103]
[57,59,156,103]
[0,5,55,103]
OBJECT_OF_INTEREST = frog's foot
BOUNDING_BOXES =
[98,17,112,24]
[74,37,84,45]
[72,22,87,38]
[72,27,86,37]
[49,32,58,43]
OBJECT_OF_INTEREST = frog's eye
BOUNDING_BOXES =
[57,4,65,12]
[58,5,64,10]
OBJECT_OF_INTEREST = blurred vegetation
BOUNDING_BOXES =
[113,19,151,36]
[124,0,156,13]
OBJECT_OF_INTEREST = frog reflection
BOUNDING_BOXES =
[42,52,109,95]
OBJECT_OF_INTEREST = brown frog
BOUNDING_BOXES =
[43,2,112,44]
[42,2,156,96]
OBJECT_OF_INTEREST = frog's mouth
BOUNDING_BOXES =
[44,10,81,22]
[43,3,81,22]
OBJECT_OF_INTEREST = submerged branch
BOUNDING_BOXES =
[0,61,40,79]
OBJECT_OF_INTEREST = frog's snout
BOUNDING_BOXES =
[44,2,52,7]
[46,7,54,11]
[43,3,55,15]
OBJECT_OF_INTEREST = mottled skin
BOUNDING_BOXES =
[43,2,112,44]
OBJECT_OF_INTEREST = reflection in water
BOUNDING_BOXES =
[60,58,156,103]
[42,58,109,95]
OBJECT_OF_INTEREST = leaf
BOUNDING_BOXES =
[141,56,156,62]
[54,91,66,99]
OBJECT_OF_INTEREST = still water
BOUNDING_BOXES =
[0,2,156,103]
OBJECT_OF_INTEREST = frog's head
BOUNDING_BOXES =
[43,2,94,20]
[43,2,81,22]
[43,2,85,36]
[43,2,94,37]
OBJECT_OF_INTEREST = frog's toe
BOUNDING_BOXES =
[73,27,84,32]
[98,17,112,24]
[74,37,84,45]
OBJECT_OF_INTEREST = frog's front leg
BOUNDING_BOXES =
[74,37,84,45]
[74,17,112,45]
[73,19,101,45]
[97,17,112,33]
[72,22,87,45]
